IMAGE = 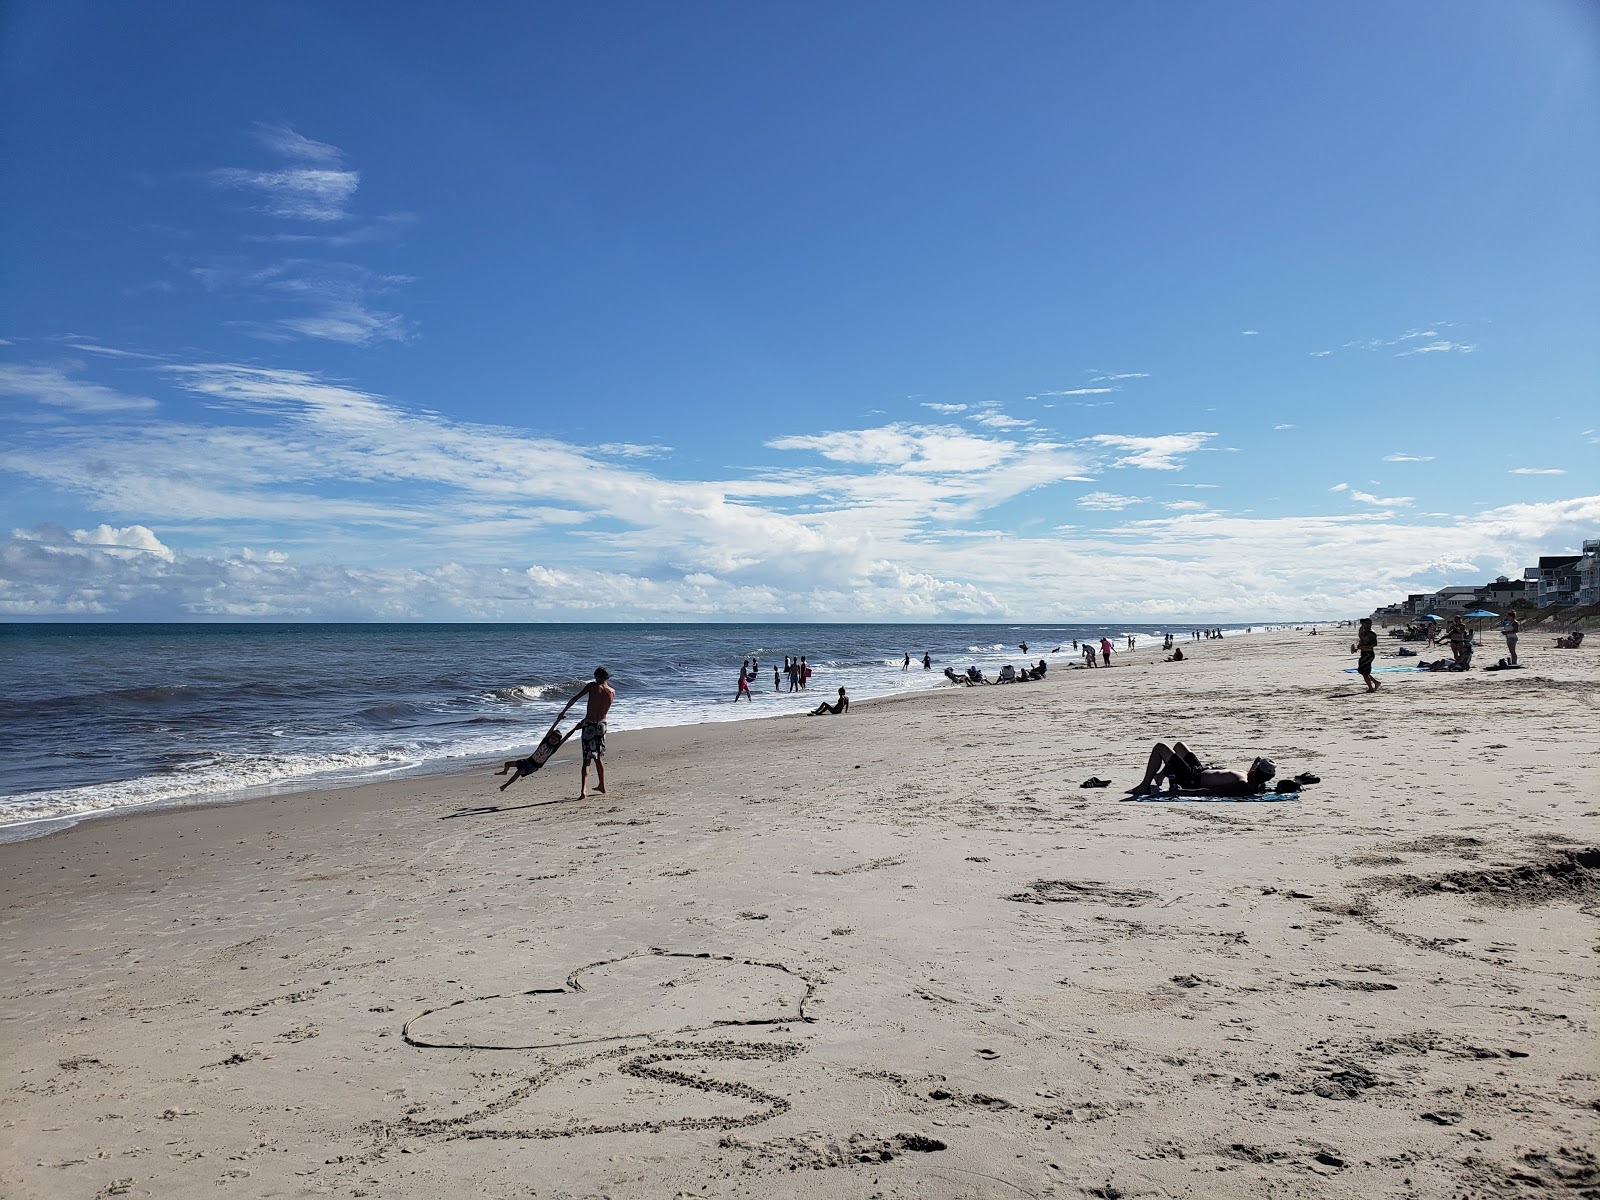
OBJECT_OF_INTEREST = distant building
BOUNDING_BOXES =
[1477,577,1529,609]
[1528,555,1582,607]
[1577,538,1600,606]
[1430,585,1482,612]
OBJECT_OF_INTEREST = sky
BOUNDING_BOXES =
[1,1,1597,622]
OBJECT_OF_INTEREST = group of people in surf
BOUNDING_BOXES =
[735,655,813,700]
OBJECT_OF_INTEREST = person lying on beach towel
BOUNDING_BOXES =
[1123,741,1276,798]
[809,687,849,716]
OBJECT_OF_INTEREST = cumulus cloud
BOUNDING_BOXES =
[921,402,966,414]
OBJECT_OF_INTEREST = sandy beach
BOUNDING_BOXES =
[2,628,1596,1199]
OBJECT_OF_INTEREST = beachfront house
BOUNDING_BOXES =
[1576,539,1600,606]
[1476,577,1529,610]
[1430,585,1482,612]
[1526,555,1582,607]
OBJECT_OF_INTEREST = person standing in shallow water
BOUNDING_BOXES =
[553,666,615,798]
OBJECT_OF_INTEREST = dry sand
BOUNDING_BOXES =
[2,629,1596,1199]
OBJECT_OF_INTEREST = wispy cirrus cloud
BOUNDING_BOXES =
[1331,482,1414,507]
[0,362,157,413]
[1510,467,1565,475]
[1078,491,1148,511]
[1383,453,1435,462]
[183,127,415,345]
[1398,339,1476,357]
[1090,432,1214,471]
[209,123,359,221]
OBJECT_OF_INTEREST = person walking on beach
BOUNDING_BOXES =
[1501,610,1519,665]
[553,666,615,798]
[1100,637,1113,667]
[735,660,753,702]
[1355,617,1381,693]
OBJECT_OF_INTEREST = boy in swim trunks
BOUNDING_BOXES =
[554,666,615,799]
[1356,617,1380,692]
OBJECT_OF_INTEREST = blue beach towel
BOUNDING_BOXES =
[1122,791,1300,804]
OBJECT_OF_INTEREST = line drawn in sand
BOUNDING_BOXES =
[397,949,815,1141]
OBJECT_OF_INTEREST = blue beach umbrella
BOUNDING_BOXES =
[1463,609,1499,644]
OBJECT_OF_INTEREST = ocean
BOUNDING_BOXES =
[0,621,1252,840]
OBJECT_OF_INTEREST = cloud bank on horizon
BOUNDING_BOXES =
[1,4,1595,621]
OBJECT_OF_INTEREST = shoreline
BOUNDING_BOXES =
[0,624,1292,845]
[3,627,1592,1198]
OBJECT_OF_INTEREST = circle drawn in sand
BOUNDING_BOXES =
[403,948,814,1051]
[394,950,816,1142]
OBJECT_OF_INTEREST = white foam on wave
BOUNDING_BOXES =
[0,746,422,833]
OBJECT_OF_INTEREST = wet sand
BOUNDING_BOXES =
[2,628,1596,1198]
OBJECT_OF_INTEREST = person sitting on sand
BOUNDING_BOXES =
[1165,646,1185,662]
[1123,742,1275,797]
[809,687,849,716]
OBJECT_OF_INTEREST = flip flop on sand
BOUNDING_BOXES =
[1080,777,1112,788]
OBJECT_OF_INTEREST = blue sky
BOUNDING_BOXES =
[2,1,1596,620]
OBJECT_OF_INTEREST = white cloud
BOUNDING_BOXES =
[1272,423,1295,431]
[251,122,344,166]
[597,442,672,458]
[1078,491,1148,511]
[1347,489,1415,508]
[1330,483,1349,492]
[13,522,174,561]
[768,423,1015,473]
[210,166,360,223]
[0,362,157,412]
[1510,467,1565,475]
[922,402,967,414]
[1038,387,1116,396]
[1383,453,1435,462]
[1398,340,1476,356]
[971,411,1033,429]
[1090,432,1214,471]
[1088,372,1149,382]
[1309,350,1331,357]
[1166,500,1206,511]
[1241,330,1259,336]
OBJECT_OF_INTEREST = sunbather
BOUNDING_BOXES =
[809,687,849,716]
[1124,741,1276,797]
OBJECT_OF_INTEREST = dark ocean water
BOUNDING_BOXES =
[0,621,1252,838]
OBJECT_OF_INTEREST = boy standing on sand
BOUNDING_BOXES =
[1355,618,1380,692]
[554,667,615,798]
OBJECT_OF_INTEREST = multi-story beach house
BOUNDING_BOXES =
[1476,577,1529,609]
[1429,585,1483,612]
[1525,555,1583,607]
[1576,539,1600,606]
